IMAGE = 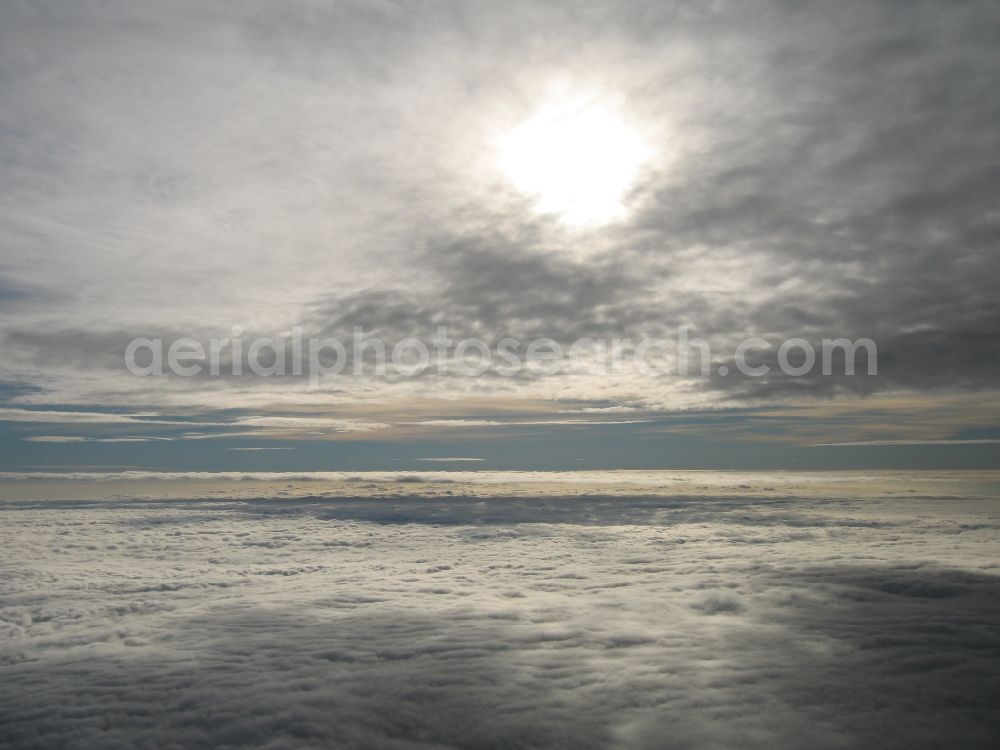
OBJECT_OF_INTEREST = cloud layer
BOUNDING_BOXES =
[2,472,1000,748]
[1,1,999,462]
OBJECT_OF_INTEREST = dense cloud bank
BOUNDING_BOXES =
[2,478,999,748]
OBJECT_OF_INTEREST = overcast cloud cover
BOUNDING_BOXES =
[0,0,998,467]
[2,471,1000,749]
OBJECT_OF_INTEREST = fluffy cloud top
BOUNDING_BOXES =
[2,472,999,748]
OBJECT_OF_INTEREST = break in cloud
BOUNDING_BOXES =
[1,0,998,466]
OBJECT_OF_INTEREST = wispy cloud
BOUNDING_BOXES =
[803,439,1000,448]
[225,446,294,452]
[23,435,172,443]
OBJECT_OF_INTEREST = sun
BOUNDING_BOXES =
[497,96,650,227]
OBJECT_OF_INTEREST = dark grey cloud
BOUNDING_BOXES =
[306,233,658,342]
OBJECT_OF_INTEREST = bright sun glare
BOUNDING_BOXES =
[498,97,649,227]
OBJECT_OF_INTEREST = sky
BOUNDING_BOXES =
[1,0,999,471]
